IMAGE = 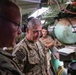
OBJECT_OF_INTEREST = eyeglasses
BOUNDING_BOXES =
[0,15,21,30]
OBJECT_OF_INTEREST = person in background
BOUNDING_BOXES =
[40,26,60,57]
[39,26,54,75]
[0,0,23,75]
[12,17,51,75]
[40,26,54,50]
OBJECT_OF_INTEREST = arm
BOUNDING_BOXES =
[45,41,54,48]
[13,46,27,71]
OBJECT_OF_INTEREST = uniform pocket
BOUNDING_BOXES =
[28,50,40,64]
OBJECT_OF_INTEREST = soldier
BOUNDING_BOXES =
[0,0,23,75]
[40,26,54,75]
[12,17,51,75]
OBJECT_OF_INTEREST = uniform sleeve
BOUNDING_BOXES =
[0,65,21,75]
[12,45,27,71]
[48,36,54,42]
[0,50,23,75]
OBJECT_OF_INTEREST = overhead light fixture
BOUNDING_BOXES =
[41,20,45,24]
[21,0,41,3]
[29,7,48,18]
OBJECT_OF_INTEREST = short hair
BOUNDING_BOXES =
[27,17,42,29]
[27,17,34,24]
[42,26,48,30]
[0,0,21,26]
[0,0,20,16]
[42,26,49,35]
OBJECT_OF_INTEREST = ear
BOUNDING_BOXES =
[26,28,29,33]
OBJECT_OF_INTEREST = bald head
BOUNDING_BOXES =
[0,0,22,47]
[27,17,42,30]
[0,0,21,22]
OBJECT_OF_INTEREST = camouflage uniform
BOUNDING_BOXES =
[40,35,54,50]
[0,48,23,75]
[13,37,50,75]
[40,35,54,75]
